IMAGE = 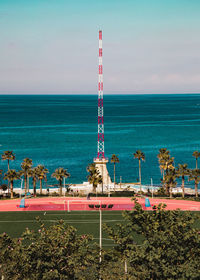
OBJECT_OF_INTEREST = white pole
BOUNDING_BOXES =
[99,205,102,280]
[67,200,70,212]
[125,259,127,274]
[151,178,153,198]
[64,177,65,196]
[99,208,102,258]
[20,179,23,198]
[64,177,65,189]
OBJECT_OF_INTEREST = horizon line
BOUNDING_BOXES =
[0,92,200,96]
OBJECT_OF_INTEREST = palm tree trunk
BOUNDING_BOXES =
[10,181,14,199]
[40,179,42,195]
[195,181,198,198]
[165,184,169,196]
[27,175,29,192]
[114,163,116,192]
[139,159,141,192]
[59,179,62,196]
[196,158,198,169]
[182,176,185,198]
[93,184,97,193]
[33,180,36,197]
[7,180,10,195]
[7,160,10,193]
[24,174,27,195]
[160,167,162,178]
[169,184,172,198]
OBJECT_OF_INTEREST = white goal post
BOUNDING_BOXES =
[66,200,102,212]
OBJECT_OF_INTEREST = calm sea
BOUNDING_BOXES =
[1,94,200,188]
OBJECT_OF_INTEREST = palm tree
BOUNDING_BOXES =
[157,148,172,179]
[29,167,39,197]
[52,167,70,196]
[21,158,33,195]
[133,150,145,192]
[36,165,49,195]
[87,163,102,192]
[163,167,177,198]
[157,148,169,160]
[192,151,200,169]
[4,169,20,199]
[188,168,200,198]
[1,151,15,171]
[176,164,189,198]
[111,154,119,191]
[162,156,174,172]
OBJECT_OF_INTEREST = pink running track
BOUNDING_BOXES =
[0,197,200,212]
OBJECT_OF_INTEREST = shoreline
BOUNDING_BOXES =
[1,183,197,196]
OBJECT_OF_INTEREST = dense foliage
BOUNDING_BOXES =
[0,219,98,280]
[104,200,200,279]
[0,201,200,279]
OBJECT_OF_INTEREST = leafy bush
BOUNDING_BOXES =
[0,220,99,280]
[13,192,19,198]
[0,184,8,192]
[154,187,167,197]
[50,191,59,197]
[104,199,200,279]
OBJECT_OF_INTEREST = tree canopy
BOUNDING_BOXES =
[0,201,199,279]
[104,200,200,279]
[0,220,98,280]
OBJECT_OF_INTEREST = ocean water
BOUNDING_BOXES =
[1,94,200,188]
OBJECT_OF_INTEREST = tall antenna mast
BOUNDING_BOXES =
[94,30,112,191]
[97,30,104,159]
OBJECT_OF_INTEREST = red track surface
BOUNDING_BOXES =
[0,197,200,212]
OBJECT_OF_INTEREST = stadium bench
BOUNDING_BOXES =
[101,204,107,208]
[89,204,94,208]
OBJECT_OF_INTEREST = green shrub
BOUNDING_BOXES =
[50,191,59,197]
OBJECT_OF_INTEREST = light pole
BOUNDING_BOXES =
[151,178,153,198]
[64,177,66,211]
[99,204,102,280]
[20,178,23,198]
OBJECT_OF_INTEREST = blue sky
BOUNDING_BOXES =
[0,0,200,94]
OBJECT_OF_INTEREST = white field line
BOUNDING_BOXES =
[45,213,123,216]
[0,219,124,223]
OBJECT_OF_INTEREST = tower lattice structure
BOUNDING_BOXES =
[93,30,111,189]
[97,30,104,159]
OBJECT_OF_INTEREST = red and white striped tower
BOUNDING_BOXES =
[94,30,111,190]
[97,30,104,159]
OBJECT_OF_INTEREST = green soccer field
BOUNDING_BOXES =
[0,211,127,248]
[0,211,200,248]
